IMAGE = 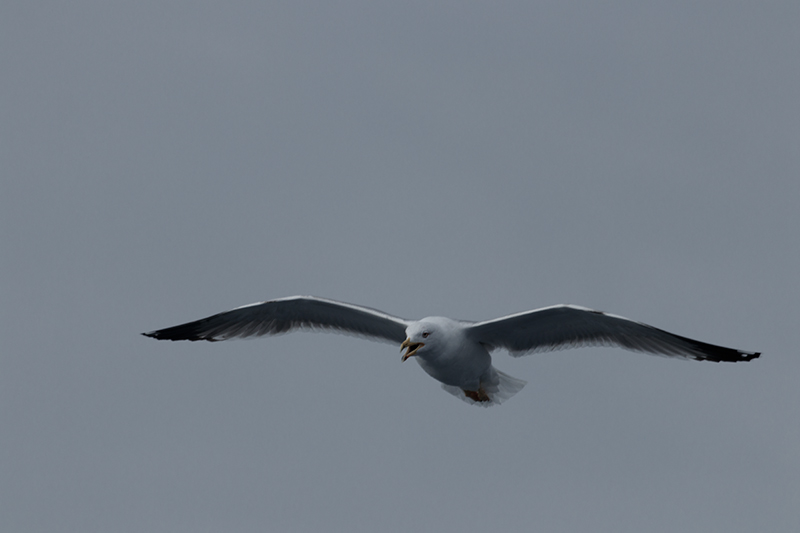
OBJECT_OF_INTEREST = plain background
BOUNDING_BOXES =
[3,2,798,532]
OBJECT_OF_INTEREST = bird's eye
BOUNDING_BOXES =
[422,332,430,338]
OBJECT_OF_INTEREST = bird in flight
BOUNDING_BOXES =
[143,296,759,406]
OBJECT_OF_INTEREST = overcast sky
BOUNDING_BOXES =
[3,2,799,532]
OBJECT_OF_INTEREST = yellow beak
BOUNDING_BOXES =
[400,338,424,362]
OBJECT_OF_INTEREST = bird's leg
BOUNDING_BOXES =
[463,385,491,403]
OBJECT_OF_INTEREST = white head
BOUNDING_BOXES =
[400,317,456,362]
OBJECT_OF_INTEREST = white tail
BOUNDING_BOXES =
[440,367,527,407]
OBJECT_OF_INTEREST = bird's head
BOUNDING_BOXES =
[401,321,441,362]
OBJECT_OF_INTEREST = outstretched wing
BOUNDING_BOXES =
[464,305,759,362]
[143,295,410,344]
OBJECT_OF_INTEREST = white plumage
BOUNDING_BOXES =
[143,296,759,406]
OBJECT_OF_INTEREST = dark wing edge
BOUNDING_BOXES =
[142,295,410,344]
[464,305,760,363]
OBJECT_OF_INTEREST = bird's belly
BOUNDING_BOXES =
[415,348,491,389]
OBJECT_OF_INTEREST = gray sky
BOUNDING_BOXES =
[2,1,799,532]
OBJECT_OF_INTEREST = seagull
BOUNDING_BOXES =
[142,296,759,406]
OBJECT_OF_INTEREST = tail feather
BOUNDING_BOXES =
[440,367,527,407]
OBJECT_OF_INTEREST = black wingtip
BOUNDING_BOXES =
[141,324,219,342]
[669,331,761,363]
[740,351,761,361]
[727,349,760,362]
[142,329,174,340]
[700,348,761,363]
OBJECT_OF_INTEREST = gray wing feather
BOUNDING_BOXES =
[142,296,410,344]
[464,305,759,363]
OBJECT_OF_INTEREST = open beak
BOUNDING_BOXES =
[400,338,424,362]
